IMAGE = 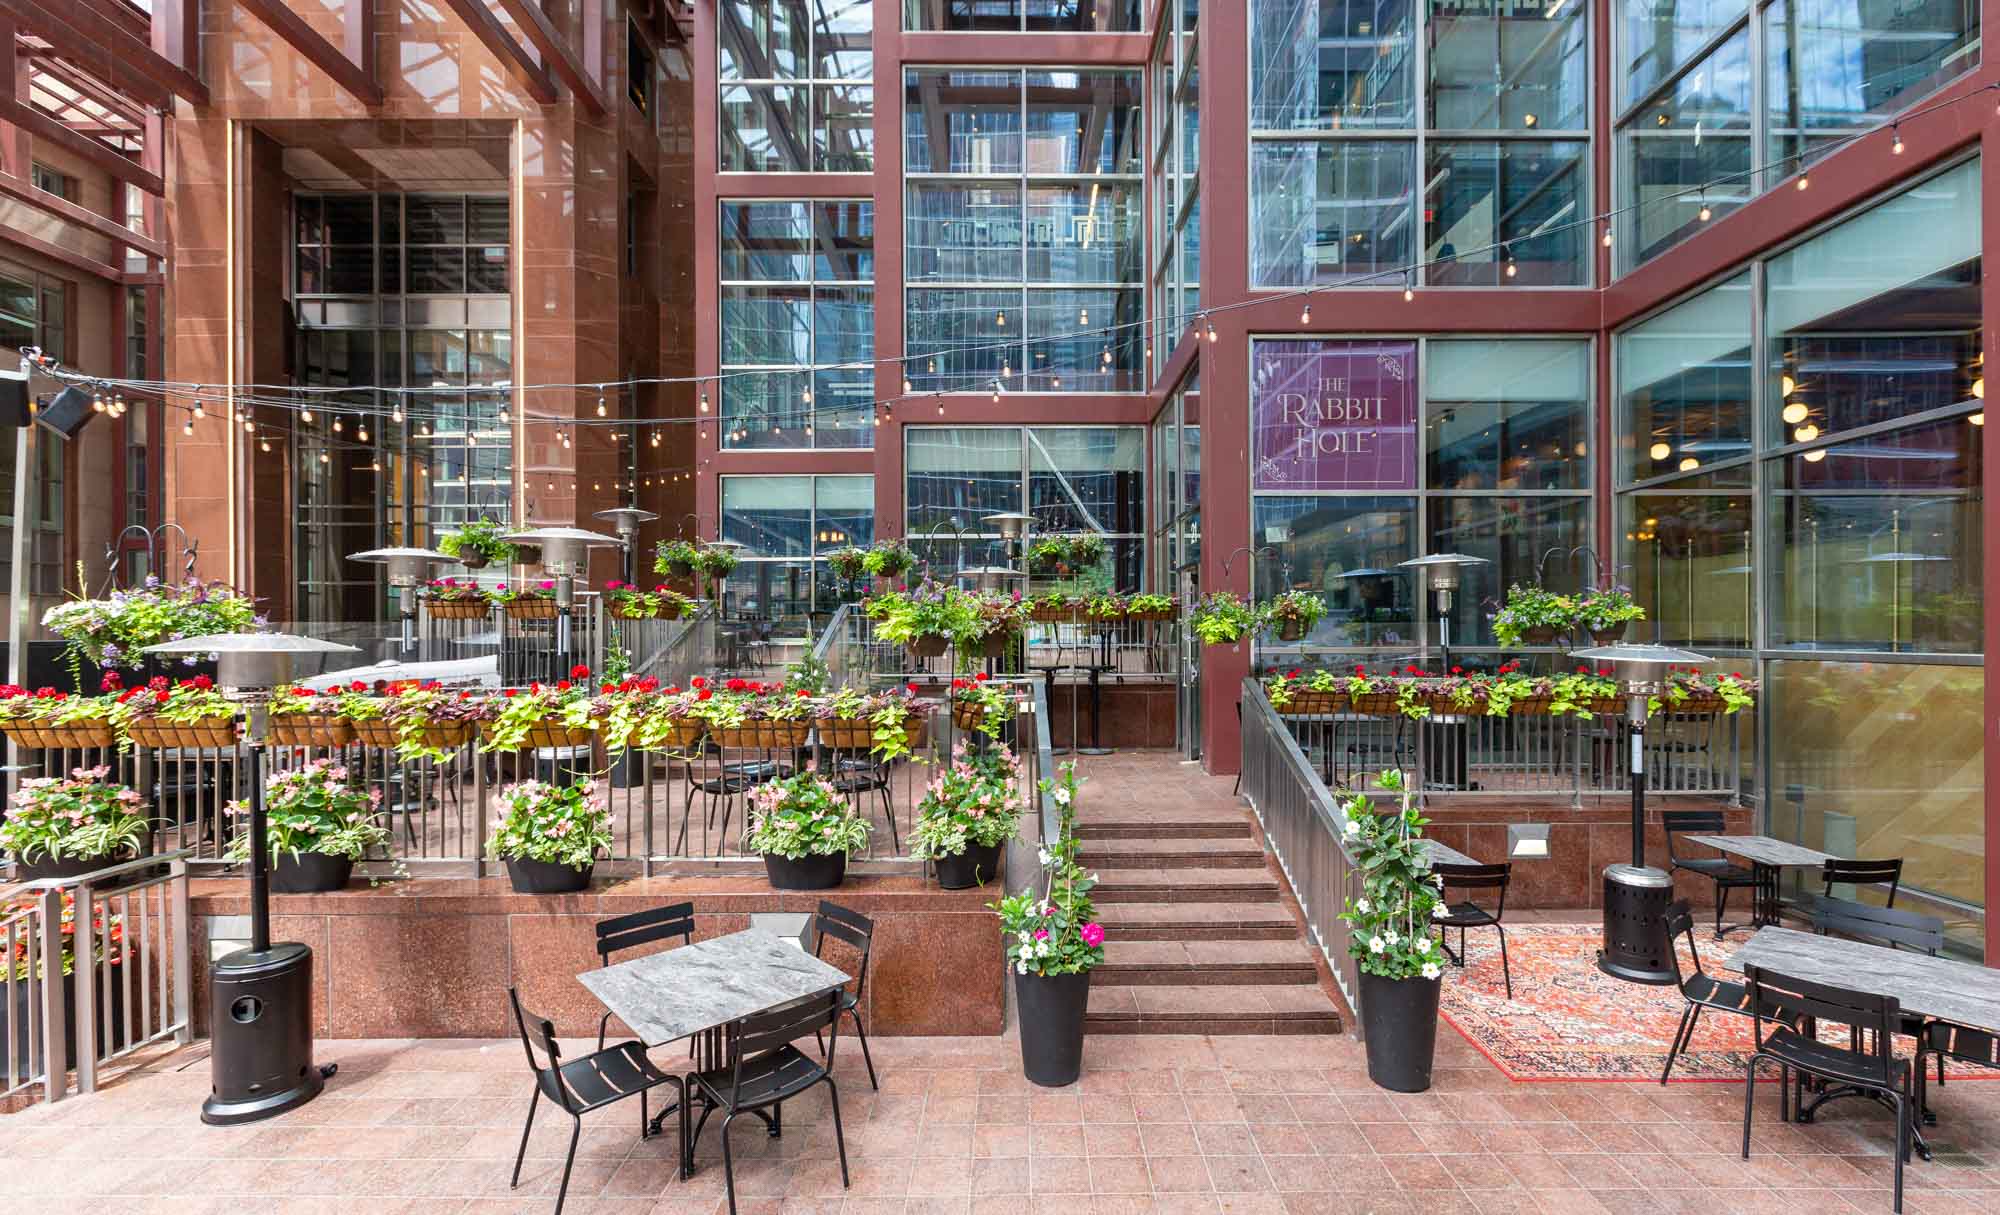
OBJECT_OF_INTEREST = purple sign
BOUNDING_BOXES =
[1252,340,1417,491]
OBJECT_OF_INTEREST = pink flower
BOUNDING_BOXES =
[1033,929,1050,941]
[1080,923,1104,948]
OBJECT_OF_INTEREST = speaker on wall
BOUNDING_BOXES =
[35,385,96,438]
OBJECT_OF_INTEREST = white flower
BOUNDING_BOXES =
[1415,936,1431,953]
[1053,788,1071,806]
[1016,961,1028,976]
[1383,930,1398,946]
[1018,931,1032,946]
[1354,896,1371,914]
[1431,903,1448,920]
[1342,816,1361,838]
[1421,962,1442,981]
[1367,935,1385,954]
[1037,848,1052,866]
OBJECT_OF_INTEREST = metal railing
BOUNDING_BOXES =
[1238,681,1366,1030]
[2,852,194,1103]
[1277,707,1743,805]
[822,602,1179,687]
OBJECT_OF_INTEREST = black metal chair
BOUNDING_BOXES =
[507,987,686,1215]
[1822,857,1904,908]
[1659,899,1760,1084]
[1918,1020,1996,1132]
[593,902,696,1048]
[1741,965,1916,1212]
[1434,861,1512,999]
[1662,810,1763,938]
[1805,895,1947,1093]
[688,990,850,1215]
[812,900,879,1090]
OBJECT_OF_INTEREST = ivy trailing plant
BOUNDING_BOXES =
[815,685,932,763]
[1575,585,1646,636]
[1190,591,1260,645]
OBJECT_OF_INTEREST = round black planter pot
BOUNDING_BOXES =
[505,858,595,894]
[764,851,847,890]
[933,842,1003,890]
[271,852,354,894]
[1016,970,1090,1087]
[3,966,129,1088]
[1357,970,1442,1092]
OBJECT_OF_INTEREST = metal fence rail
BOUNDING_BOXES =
[1277,707,1743,805]
[2,852,194,1103]
[825,603,1179,687]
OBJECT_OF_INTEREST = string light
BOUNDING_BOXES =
[91,391,104,413]
[1300,299,1312,324]
[1697,192,1711,223]
[699,390,710,412]
[181,418,193,436]
[902,377,913,394]
[596,394,607,416]
[1205,320,1218,343]
[357,423,369,442]
[1402,272,1414,303]
[192,400,204,420]
[1502,244,1517,278]
[1648,441,1671,461]
[391,403,403,423]
[1891,125,1904,155]
[1795,170,1810,191]
[995,309,1006,328]
[1078,306,1089,325]
[259,438,271,452]
[1601,224,1613,248]
[332,416,343,433]
[302,408,315,423]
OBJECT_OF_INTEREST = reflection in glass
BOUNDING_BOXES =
[1430,497,1587,645]
[1620,0,1749,105]
[905,427,1026,534]
[1023,288,1142,392]
[722,202,811,281]
[1621,492,1753,647]
[906,288,1022,391]
[1622,30,1753,265]
[1765,0,1981,168]
[1250,0,1415,131]
[1250,140,1414,287]
[1025,70,1142,174]
[1769,659,1984,952]
[1616,272,1753,486]
[1427,339,1591,490]
[814,86,874,171]
[1428,0,1587,130]
[905,182,1023,283]
[721,85,810,171]
[1026,182,1140,284]
[1253,496,1417,648]
[1423,141,1587,286]
[1029,427,1144,535]
[903,70,1024,173]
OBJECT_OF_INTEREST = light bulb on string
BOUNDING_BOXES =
[92,391,105,413]
[1300,299,1312,324]
[1502,244,1517,278]
[357,423,369,442]
[1795,170,1810,191]
[596,394,607,417]
[259,438,271,453]
[319,450,330,464]
[1078,306,1089,325]
[699,390,710,413]
[1101,348,1112,365]
[1402,272,1414,303]
[1803,448,1827,463]
[391,403,403,423]
[332,416,343,433]
[182,418,193,436]
[1648,441,1671,461]
[303,409,316,425]
[995,309,1006,328]
[1205,320,1218,343]
[192,400,205,419]
[1052,375,1062,388]
[1698,192,1711,222]
[1601,224,1613,248]
[1678,455,1699,471]
[902,377,913,394]
[1891,126,1904,155]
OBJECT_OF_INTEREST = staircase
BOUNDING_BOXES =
[1074,757,1345,1035]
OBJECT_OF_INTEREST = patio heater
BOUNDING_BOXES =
[503,525,626,666]
[143,632,359,1125]
[983,512,1034,563]
[1571,642,1713,985]
[1399,553,1487,790]
[347,547,454,654]
[592,506,661,586]
[1397,552,1488,674]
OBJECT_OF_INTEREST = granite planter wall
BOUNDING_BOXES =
[189,871,1003,1040]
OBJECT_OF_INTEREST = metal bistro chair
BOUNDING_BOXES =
[593,902,696,1048]
[1662,810,1764,938]
[1822,857,1904,908]
[1741,965,1917,1213]
[1659,899,1766,1084]
[688,990,851,1215]
[811,900,880,1091]
[1805,896,1948,1099]
[1433,862,1513,999]
[507,987,687,1215]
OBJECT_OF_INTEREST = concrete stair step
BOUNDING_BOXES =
[1080,837,1269,869]
[1075,820,1252,840]
[1096,901,1300,940]
[1096,939,1322,986]
[1092,867,1284,903]
[1084,983,1344,1035]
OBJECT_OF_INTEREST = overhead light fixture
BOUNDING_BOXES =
[1648,441,1671,461]
[1678,456,1699,471]
[1782,401,1808,425]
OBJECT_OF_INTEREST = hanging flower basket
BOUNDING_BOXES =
[1351,692,1402,718]
[656,599,687,621]
[1030,603,1073,623]
[505,598,559,620]
[711,721,811,750]
[608,601,654,621]
[1589,624,1628,646]
[951,700,986,732]
[268,715,356,748]
[456,552,491,571]
[1588,695,1628,717]
[1276,619,1307,642]
[426,599,489,621]
[1667,693,1727,716]
[0,721,118,750]
[126,715,237,749]
[1509,696,1555,717]
[1426,692,1487,717]
[818,718,876,751]
[645,720,706,750]
[908,634,950,660]
[1130,606,1176,622]
[349,719,400,749]
[979,630,1013,659]
[1278,690,1346,717]
[1522,625,1559,646]
[479,719,596,751]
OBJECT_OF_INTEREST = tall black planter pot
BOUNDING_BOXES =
[1357,970,1442,1092]
[2,966,130,1089]
[12,854,108,882]
[933,842,1003,890]
[764,851,846,890]
[505,858,594,894]
[1015,970,1090,1087]
[271,852,354,894]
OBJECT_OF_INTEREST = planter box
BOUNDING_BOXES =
[711,721,810,750]
[426,599,489,620]
[1277,690,1345,716]
[505,859,593,894]
[764,852,846,890]
[0,721,117,750]
[126,716,236,749]
[271,852,353,893]
[504,598,559,620]
[267,715,356,748]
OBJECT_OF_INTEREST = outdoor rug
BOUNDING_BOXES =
[1437,922,2000,1083]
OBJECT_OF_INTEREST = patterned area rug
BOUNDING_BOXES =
[1437,922,1999,1083]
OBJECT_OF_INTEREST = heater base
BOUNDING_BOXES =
[201,1063,329,1126]
[201,942,327,1126]
[1597,863,1677,986]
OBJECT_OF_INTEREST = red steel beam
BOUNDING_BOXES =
[491,0,608,115]
[0,0,205,108]
[23,55,150,131]
[0,169,164,255]
[0,97,162,194]
[436,0,559,105]
[234,0,385,106]
[0,220,123,281]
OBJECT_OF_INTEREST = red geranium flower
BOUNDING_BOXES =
[556,680,572,692]
[570,664,591,680]
[691,676,708,690]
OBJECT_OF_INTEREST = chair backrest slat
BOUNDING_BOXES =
[508,987,576,1113]
[733,989,842,1062]
[1435,862,1510,889]
[1822,858,1904,907]
[596,901,696,964]
[1810,894,1943,954]
[1663,898,1701,986]
[814,900,874,994]
[1744,964,1899,1056]
[1660,811,1725,861]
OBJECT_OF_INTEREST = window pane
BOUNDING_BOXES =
[1025,70,1142,174]
[1769,659,1985,952]
[1623,29,1753,265]
[722,202,811,281]
[813,201,875,280]
[905,181,1023,282]
[1026,182,1140,284]
[406,195,464,243]
[324,245,374,294]
[722,369,813,448]
[814,85,874,171]
[1619,0,1748,105]
[1766,0,1979,167]
[719,0,810,79]
[1251,139,1415,286]
[905,288,1022,392]
[1766,160,1981,445]
[1251,0,1416,131]
[810,366,875,447]
[815,476,876,550]
[723,475,813,556]
[1254,495,1419,647]
[722,286,812,364]
[812,286,874,366]
[1617,272,1753,485]
[1424,140,1587,286]
[1430,496,1589,644]
[1025,0,1143,31]
[1768,415,1982,653]
[815,0,873,79]
[905,0,1021,30]
[466,196,509,243]
[722,85,810,171]
[1024,288,1142,392]
[1029,426,1144,535]
[1428,340,1591,491]
[903,69,1024,173]
[1620,491,1753,646]
[466,246,509,293]
[1429,0,1588,130]
[323,196,374,244]
[905,427,1025,533]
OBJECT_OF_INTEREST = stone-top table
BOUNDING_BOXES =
[1422,838,1479,868]
[1682,834,1838,930]
[1726,926,2000,1035]
[577,927,851,1049]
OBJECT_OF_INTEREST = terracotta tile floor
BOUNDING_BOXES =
[5,1024,1999,1214]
